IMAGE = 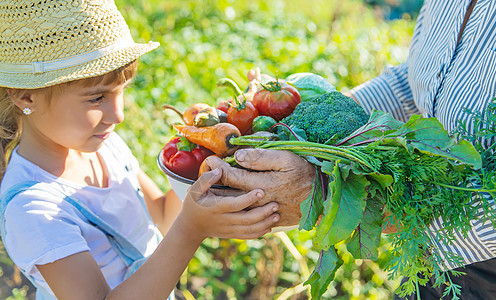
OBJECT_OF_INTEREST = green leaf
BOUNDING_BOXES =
[387,116,482,168]
[315,163,369,249]
[285,72,337,102]
[365,172,394,189]
[346,197,383,260]
[176,135,196,151]
[304,248,343,300]
[366,175,391,198]
[346,163,394,192]
[299,167,325,231]
[446,139,482,169]
[339,162,351,181]
[315,161,342,247]
[275,125,308,141]
[339,109,404,146]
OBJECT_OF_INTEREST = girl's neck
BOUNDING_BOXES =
[16,134,109,189]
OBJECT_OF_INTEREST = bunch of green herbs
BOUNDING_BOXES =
[455,99,496,185]
[226,107,496,300]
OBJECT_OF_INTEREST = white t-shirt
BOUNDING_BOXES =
[0,132,162,296]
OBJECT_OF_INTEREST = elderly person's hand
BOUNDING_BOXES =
[203,148,315,226]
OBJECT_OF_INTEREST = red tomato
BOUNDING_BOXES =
[252,81,301,121]
[216,101,230,113]
[227,100,259,135]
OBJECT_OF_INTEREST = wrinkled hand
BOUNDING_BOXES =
[204,149,315,226]
[177,168,280,242]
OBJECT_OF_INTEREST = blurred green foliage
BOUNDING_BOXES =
[0,0,417,299]
[114,0,416,298]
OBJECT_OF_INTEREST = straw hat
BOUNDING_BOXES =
[0,0,159,89]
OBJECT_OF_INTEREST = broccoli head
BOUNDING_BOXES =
[281,92,370,143]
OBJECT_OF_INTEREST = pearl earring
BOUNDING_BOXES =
[22,108,32,115]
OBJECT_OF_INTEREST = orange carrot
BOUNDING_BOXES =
[198,158,213,177]
[173,123,241,157]
[197,158,224,185]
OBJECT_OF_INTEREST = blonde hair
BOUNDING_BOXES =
[0,60,138,182]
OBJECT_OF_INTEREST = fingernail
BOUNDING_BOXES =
[235,150,246,162]
[272,205,278,212]
[256,191,264,198]
[273,215,280,222]
[212,168,220,175]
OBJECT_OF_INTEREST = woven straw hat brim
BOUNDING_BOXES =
[0,41,159,89]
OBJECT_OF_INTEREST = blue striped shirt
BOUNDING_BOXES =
[351,0,496,270]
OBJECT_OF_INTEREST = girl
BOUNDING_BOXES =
[0,1,280,299]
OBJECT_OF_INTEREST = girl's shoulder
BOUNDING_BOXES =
[0,149,45,197]
[0,131,141,220]
[0,161,74,221]
[1,131,137,194]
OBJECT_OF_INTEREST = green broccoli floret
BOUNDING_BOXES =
[281,92,370,143]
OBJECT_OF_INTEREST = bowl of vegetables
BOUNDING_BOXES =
[157,73,310,201]
[157,136,235,201]
[157,151,192,201]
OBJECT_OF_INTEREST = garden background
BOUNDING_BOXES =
[0,0,422,299]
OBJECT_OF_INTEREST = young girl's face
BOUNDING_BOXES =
[26,80,131,153]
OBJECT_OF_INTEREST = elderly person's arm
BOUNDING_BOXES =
[348,62,417,123]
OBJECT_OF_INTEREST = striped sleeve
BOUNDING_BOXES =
[350,63,416,123]
[426,194,496,270]
[348,0,496,271]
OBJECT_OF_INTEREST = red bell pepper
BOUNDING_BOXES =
[162,136,213,180]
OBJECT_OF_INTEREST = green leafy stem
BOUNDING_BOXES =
[229,138,378,171]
